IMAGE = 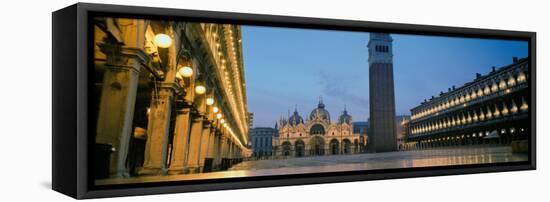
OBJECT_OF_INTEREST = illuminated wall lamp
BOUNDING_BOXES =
[195,85,206,95]
[153,33,172,48]
[206,98,215,105]
[178,66,193,78]
[213,106,219,113]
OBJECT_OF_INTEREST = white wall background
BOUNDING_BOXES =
[0,0,546,201]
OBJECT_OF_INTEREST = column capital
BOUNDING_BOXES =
[157,81,178,90]
[202,119,213,129]
[175,98,193,111]
[99,43,150,71]
[191,107,206,119]
[191,116,204,124]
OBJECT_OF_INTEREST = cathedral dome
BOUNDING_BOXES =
[309,98,331,122]
[338,107,352,125]
[288,109,304,126]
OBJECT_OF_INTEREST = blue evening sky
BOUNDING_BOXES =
[241,25,528,128]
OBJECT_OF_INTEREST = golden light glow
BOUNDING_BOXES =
[220,119,225,124]
[499,80,507,90]
[484,86,491,95]
[493,104,501,117]
[502,104,509,116]
[517,72,526,83]
[479,109,485,120]
[520,97,529,111]
[178,66,193,78]
[216,113,222,119]
[491,83,498,92]
[508,76,516,86]
[153,33,172,48]
[511,102,518,113]
[486,106,493,119]
[213,106,219,113]
[206,98,215,106]
[195,85,206,95]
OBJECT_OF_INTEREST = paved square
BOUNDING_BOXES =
[96,145,527,185]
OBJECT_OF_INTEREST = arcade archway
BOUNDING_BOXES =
[310,136,325,156]
[330,139,339,155]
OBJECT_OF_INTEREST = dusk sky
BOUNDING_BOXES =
[241,25,528,128]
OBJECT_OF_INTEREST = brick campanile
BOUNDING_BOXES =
[368,33,397,152]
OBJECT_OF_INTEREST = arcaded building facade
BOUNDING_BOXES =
[405,57,530,150]
[272,100,365,157]
[93,18,251,178]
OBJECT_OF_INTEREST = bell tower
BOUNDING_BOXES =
[368,33,397,152]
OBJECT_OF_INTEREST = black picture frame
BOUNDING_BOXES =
[52,2,536,199]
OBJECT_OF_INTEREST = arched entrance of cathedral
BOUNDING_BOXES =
[330,139,339,155]
[310,136,325,156]
[295,139,305,157]
[282,141,292,156]
[310,124,326,135]
[343,139,351,154]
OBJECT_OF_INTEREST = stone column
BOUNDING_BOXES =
[220,134,228,159]
[186,116,203,173]
[186,93,206,173]
[140,84,176,175]
[138,23,180,175]
[167,102,192,174]
[96,44,148,177]
[226,141,232,159]
[209,130,219,168]
[230,142,235,158]
[207,128,217,159]
[214,131,223,168]
[198,121,212,171]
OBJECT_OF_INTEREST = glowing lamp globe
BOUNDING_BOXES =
[178,66,193,78]
[206,98,215,105]
[216,113,222,119]
[213,106,219,113]
[195,85,206,95]
[153,33,172,48]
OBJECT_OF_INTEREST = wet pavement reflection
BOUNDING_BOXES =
[96,145,527,185]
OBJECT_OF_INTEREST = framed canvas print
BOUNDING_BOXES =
[52,3,536,199]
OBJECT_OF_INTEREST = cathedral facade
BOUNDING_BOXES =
[272,99,366,157]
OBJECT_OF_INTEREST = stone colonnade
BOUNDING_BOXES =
[93,18,248,178]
